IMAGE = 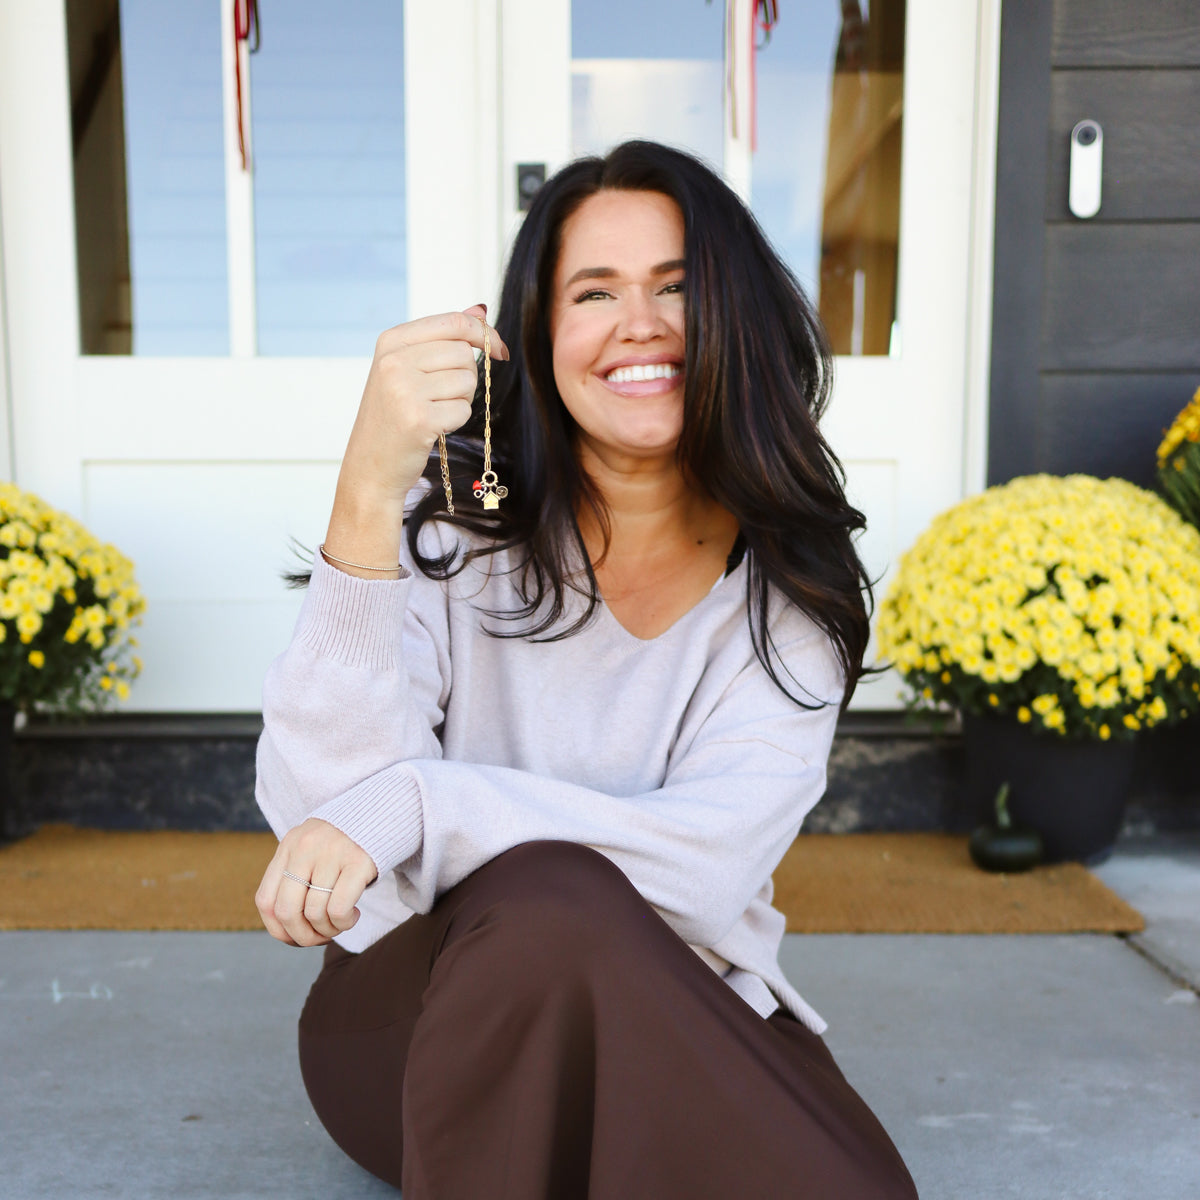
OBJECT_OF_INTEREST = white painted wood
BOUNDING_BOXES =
[0,0,83,512]
[963,0,1003,499]
[221,0,258,357]
[75,357,367,461]
[0,208,13,479]
[80,460,342,711]
[405,0,505,316]
[825,0,985,709]
[498,0,571,259]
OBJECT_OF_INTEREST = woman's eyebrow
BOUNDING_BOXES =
[563,259,686,288]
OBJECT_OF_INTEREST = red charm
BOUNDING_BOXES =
[473,480,482,490]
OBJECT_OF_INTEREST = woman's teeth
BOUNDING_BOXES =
[605,363,681,384]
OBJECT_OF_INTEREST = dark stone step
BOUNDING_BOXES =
[4,712,1196,838]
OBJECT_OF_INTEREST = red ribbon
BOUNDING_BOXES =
[233,0,260,171]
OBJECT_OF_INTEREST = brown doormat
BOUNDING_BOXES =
[0,826,1144,934]
[775,832,1144,934]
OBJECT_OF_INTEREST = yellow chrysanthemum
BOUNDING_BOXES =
[0,484,143,710]
[1157,386,1200,465]
[876,474,1200,739]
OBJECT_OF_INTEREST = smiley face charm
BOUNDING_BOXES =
[473,470,509,511]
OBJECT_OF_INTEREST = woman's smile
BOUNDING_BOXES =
[597,355,684,397]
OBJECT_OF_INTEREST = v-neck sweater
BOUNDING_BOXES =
[255,522,845,1034]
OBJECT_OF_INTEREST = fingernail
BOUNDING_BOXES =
[478,303,488,314]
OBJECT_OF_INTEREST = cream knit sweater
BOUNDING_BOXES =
[255,522,844,1034]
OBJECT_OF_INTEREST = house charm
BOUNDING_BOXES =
[473,471,508,511]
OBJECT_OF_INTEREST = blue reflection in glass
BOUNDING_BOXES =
[571,0,724,169]
[250,1,406,356]
[751,6,842,293]
[120,0,228,355]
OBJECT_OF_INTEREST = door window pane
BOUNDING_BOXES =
[571,0,725,171]
[754,1,905,356]
[67,0,229,355]
[249,0,407,356]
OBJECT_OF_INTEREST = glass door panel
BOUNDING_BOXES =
[250,0,407,355]
[570,0,725,168]
[66,0,408,360]
[565,0,905,358]
[67,0,229,355]
[753,1,905,356]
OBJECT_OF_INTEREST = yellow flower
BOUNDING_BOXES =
[16,611,42,639]
[99,675,113,691]
[876,472,1200,738]
[1017,707,1032,723]
[1157,386,1200,464]
[28,649,44,668]
[115,680,130,701]
[1098,724,1111,739]
[1122,713,1141,730]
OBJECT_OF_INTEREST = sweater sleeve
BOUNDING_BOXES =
[309,624,844,950]
[253,546,449,850]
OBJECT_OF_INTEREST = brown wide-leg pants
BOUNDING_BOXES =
[298,840,918,1199]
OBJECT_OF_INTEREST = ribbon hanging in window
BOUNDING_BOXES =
[233,0,261,171]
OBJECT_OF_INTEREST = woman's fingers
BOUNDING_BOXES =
[378,308,510,362]
[254,856,303,946]
[255,818,378,948]
[303,858,375,938]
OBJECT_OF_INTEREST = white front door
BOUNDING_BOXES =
[0,0,499,711]
[497,0,999,709]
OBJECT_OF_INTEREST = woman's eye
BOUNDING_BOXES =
[661,281,685,295]
[573,289,611,303]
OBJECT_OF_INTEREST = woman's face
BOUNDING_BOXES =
[548,189,686,468]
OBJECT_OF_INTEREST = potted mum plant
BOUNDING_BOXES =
[876,474,1200,864]
[1157,385,1200,531]
[0,483,145,837]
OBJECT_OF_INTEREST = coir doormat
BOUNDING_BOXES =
[0,826,1144,934]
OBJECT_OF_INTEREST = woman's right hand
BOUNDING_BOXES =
[324,305,510,573]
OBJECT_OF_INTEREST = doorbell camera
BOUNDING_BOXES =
[1068,119,1103,219]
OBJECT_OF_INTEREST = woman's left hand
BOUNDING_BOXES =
[256,818,379,947]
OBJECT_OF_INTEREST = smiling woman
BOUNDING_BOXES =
[254,141,916,1197]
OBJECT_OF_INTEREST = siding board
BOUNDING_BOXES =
[1053,0,1200,66]
[1036,372,1200,483]
[1047,70,1200,220]
[1041,224,1200,370]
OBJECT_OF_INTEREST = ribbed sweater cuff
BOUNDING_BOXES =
[312,764,424,878]
[296,550,413,670]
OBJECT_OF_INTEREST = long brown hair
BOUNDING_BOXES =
[405,140,878,711]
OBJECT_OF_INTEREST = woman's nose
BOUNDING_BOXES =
[616,291,668,341]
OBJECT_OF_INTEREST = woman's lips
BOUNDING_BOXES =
[597,363,683,398]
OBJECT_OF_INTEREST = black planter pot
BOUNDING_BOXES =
[962,712,1137,865]
[0,701,15,841]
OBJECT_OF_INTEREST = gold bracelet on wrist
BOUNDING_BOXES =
[319,543,402,573]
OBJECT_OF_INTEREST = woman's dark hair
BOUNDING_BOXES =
[407,139,878,712]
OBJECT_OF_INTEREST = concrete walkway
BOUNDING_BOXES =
[2,836,1198,1199]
